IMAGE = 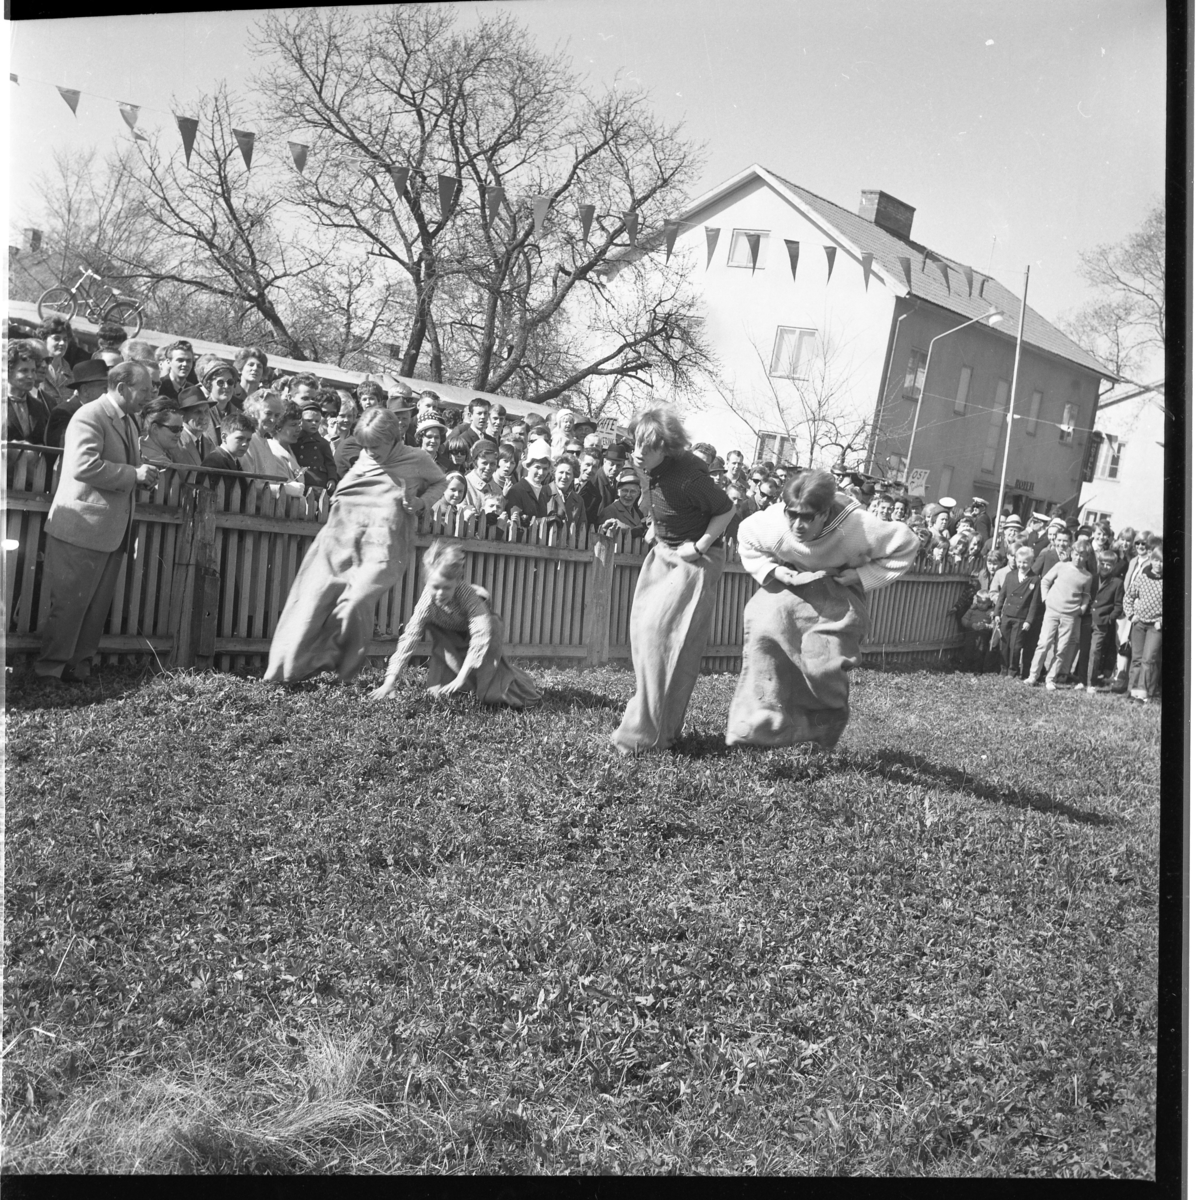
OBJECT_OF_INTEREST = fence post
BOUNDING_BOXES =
[581,533,615,667]
[167,484,201,668]
[167,484,218,670]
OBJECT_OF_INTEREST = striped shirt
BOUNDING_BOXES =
[645,453,733,546]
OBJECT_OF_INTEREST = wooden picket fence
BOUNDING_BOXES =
[4,445,970,674]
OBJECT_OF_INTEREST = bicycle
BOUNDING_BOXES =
[37,267,145,335]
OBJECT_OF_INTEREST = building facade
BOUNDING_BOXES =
[1077,383,1164,534]
[640,165,1112,515]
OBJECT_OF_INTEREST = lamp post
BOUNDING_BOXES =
[905,308,1003,485]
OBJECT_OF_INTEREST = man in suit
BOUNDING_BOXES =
[35,361,160,683]
[45,360,111,448]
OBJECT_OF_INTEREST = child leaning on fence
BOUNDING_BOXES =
[370,538,542,709]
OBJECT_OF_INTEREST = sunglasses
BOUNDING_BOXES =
[1134,541,1148,548]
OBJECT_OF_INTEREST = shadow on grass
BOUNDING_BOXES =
[764,745,1115,827]
[5,666,159,712]
[539,684,625,713]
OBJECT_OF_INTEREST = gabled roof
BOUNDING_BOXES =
[676,164,1115,380]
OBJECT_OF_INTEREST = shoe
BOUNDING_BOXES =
[1074,683,1085,691]
[1108,680,1128,695]
[1131,689,1148,702]
[1086,686,1098,694]
[1021,677,1036,685]
[1045,681,1057,691]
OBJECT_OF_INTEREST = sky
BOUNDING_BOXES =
[4,0,1167,328]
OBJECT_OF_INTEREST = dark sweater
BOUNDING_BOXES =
[645,453,733,546]
[293,430,338,489]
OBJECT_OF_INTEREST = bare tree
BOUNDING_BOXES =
[712,329,877,469]
[1064,201,1164,380]
[252,6,711,400]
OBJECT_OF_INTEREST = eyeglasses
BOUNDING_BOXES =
[1134,541,1148,548]
[161,424,185,435]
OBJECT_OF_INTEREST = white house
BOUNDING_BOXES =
[621,165,1114,517]
[1078,381,1165,534]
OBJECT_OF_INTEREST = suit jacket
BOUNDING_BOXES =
[6,391,53,445]
[998,569,1043,624]
[46,397,84,448]
[44,395,141,552]
[506,478,552,525]
[581,473,618,528]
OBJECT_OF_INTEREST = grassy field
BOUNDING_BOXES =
[2,661,1161,1176]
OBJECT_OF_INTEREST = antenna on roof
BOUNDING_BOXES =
[987,235,997,276]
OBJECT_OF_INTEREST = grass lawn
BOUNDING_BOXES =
[3,661,1160,1175]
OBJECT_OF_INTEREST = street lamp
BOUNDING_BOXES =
[904,308,1004,484]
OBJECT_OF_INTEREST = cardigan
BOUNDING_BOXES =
[736,496,919,592]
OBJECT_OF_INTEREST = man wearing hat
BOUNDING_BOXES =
[708,455,728,489]
[573,417,598,441]
[505,437,555,527]
[597,466,648,537]
[177,385,219,462]
[45,359,110,448]
[581,443,626,529]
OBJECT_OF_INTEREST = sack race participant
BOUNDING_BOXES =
[726,469,919,750]
[611,407,735,754]
[265,408,446,683]
[370,538,541,708]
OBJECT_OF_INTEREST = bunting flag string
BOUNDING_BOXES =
[232,129,255,170]
[485,184,504,230]
[962,265,974,297]
[898,255,913,292]
[663,220,680,262]
[176,116,198,167]
[532,195,551,237]
[704,227,720,269]
[9,74,18,84]
[118,102,140,131]
[622,210,639,246]
[57,86,81,115]
[934,259,951,292]
[579,203,595,244]
[288,141,309,173]
[824,245,837,283]
[437,174,456,219]
[784,239,799,280]
[746,232,761,273]
[389,165,410,200]
[861,251,874,291]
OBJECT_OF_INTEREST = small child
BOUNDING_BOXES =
[202,410,257,507]
[370,538,542,708]
[959,590,996,673]
[996,544,1041,678]
[430,471,477,527]
[1086,549,1125,692]
[1025,536,1093,690]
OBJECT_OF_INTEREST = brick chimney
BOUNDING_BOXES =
[24,228,42,253]
[858,191,915,241]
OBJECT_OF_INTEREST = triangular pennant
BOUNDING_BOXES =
[232,129,255,170]
[921,249,930,272]
[962,265,974,296]
[485,185,504,229]
[132,129,149,143]
[288,142,308,173]
[175,115,199,167]
[532,195,551,237]
[664,220,681,263]
[935,259,951,292]
[746,233,761,273]
[898,255,913,292]
[623,210,639,245]
[579,203,595,243]
[57,87,81,116]
[824,246,837,283]
[9,74,18,84]
[389,165,410,199]
[784,239,800,280]
[118,102,139,131]
[704,227,720,269]
[978,275,987,299]
[438,174,457,219]
[861,251,874,291]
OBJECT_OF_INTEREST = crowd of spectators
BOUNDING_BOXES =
[5,313,1163,701]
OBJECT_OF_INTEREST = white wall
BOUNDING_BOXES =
[1078,394,1164,533]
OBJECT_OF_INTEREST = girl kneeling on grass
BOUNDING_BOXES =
[370,538,541,708]
[725,468,919,750]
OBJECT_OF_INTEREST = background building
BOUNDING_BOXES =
[1078,381,1165,533]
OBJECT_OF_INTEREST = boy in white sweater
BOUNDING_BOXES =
[1024,536,1093,690]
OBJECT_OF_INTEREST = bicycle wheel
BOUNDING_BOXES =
[37,287,78,321]
[101,300,144,337]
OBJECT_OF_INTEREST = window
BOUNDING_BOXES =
[769,327,816,378]
[953,366,972,415]
[755,431,796,466]
[981,379,1008,473]
[938,465,954,499]
[1097,437,1125,480]
[1081,509,1111,527]
[902,349,927,400]
[1059,402,1078,443]
[1026,389,1042,436]
[728,229,770,269]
